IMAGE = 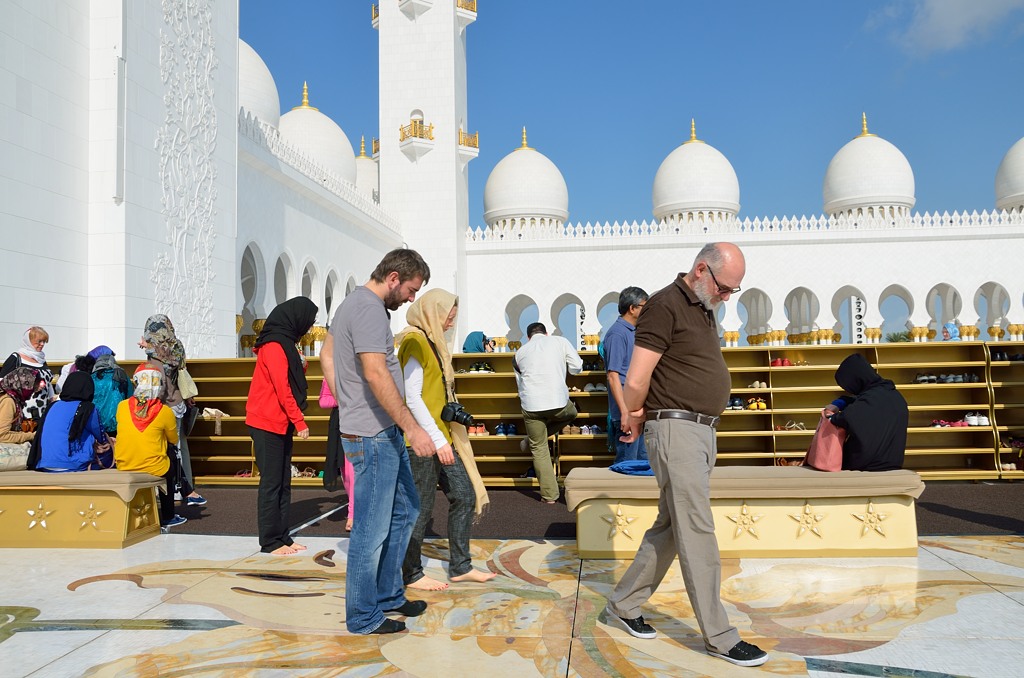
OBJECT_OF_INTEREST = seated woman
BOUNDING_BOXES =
[91,349,132,438]
[115,365,189,528]
[0,367,41,444]
[826,353,908,471]
[35,372,108,472]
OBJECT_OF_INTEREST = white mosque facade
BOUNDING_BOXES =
[3,0,1024,361]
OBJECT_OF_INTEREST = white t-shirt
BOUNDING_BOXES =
[514,334,583,412]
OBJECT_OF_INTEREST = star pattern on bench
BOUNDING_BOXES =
[726,502,764,539]
[27,502,55,530]
[132,500,154,529]
[789,501,826,538]
[852,500,888,537]
[601,504,639,540]
[79,503,107,531]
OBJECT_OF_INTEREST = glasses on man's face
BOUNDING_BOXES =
[705,265,741,295]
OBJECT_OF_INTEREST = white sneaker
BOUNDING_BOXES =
[965,412,979,426]
[977,414,990,426]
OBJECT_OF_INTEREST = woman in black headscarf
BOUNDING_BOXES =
[34,372,108,472]
[827,353,908,471]
[245,297,319,555]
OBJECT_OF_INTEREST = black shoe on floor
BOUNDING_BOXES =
[384,600,427,617]
[369,618,406,634]
[708,640,768,667]
[601,606,657,639]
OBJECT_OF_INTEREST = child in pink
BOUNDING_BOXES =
[320,378,355,530]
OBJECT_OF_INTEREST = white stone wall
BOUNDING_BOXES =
[0,0,92,359]
[237,120,404,341]
[463,213,1024,347]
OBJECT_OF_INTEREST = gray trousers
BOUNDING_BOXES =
[606,418,740,654]
[402,449,476,583]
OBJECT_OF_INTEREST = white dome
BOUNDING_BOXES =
[278,85,356,184]
[652,127,740,220]
[238,39,280,127]
[823,118,915,216]
[995,136,1024,210]
[483,132,568,225]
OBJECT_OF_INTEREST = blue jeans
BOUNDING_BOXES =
[610,419,648,464]
[342,425,419,634]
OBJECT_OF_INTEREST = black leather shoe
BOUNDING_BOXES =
[384,600,427,617]
[369,618,406,634]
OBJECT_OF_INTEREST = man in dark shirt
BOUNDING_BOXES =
[601,242,769,668]
[604,286,648,463]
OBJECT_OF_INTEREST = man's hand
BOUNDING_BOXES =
[407,426,436,458]
[619,407,646,443]
[436,442,455,466]
[296,426,310,440]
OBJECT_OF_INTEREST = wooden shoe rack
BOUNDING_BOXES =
[78,341,1021,487]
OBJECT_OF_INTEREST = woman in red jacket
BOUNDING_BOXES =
[246,297,318,555]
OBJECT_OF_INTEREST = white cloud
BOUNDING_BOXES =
[870,0,1024,56]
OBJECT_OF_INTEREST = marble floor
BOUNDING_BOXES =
[0,534,1021,677]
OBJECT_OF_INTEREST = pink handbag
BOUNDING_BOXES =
[318,378,336,409]
[804,409,846,472]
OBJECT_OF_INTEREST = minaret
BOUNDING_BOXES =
[376,1,478,334]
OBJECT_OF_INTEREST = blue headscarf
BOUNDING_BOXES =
[462,331,487,353]
[943,322,961,341]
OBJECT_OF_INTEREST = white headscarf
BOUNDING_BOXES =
[17,329,46,367]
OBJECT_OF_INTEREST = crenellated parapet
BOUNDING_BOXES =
[239,109,401,235]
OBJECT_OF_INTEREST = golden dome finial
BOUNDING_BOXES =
[683,118,705,144]
[359,135,367,158]
[857,112,875,138]
[292,81,319,111]
[516,126,533,151]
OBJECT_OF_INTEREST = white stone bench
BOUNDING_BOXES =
[0,469,164,548]
[564,466,925,558]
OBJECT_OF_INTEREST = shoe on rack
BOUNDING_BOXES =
[708,640,769,667]
[594,383,607,391]
[927,374,937,383]
[914,373,930,384]
[591,424,603,434]
[506,423,517,435]
[161,514,187,528]
[1011,354,1024,361]
[186,494,207,507]
[561,425,571,434]
[601,607,657,639]
[770,358,782,367]
[759,381,769,389]
[570,425,582,435]
[757,398,767,410]
[781,358,792,367]
[584,383,597,392]
[965,412,979,426]
[495,423,507,436]
[977,414,990,426]
[746,398,759,411]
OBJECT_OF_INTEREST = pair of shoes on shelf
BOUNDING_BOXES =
[747,380,768,389]
[568,386,582,392]
[468,424,490,436]
[727,396,745,410]
[235,469,252,478]
[469,362,494,373]
[579,424,603,435]
[583,383,608,392]
[569,425,582,435]
[938,374,965,383]
[1000,462,1018,471]
[914,373,937,383]
[582,361,603,371]
[746,397,767,411]
[992,351,1010,361]
[494,422,518,436]
[784,420,806,431]
[769,358,793,367]
[1011,353,1024,361]
[964,412,990,426]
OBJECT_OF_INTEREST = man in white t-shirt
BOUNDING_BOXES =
[513,322,583,503]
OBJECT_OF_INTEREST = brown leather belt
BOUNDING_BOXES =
[340,434,360,441]
[646,409,720,428]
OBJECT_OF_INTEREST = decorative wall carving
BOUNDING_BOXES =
[153,0,219,355]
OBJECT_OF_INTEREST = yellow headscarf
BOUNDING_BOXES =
[396,289,489,515]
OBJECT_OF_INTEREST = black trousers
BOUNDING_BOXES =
[158,447,192,524]
[250,426,295,552]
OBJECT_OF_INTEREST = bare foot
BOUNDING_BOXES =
[450,569,497,583]
[270,545,298,555]
[407,576,449,591]
[290,542,307,552]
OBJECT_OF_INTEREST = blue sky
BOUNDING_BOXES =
[241,0,1024,228]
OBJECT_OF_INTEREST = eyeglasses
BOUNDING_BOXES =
[705,265,741,295]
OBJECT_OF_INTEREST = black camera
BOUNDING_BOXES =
[440,401,474,427]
